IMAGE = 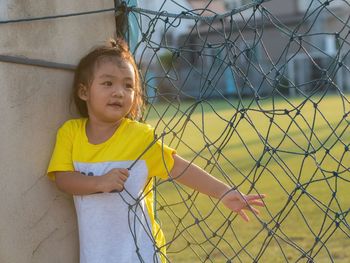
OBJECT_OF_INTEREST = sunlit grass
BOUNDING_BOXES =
[145,94,350,262]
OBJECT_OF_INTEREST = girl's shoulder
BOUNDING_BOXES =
[60,118,86,130]
[123,118,154,136]
[57,118,86,137]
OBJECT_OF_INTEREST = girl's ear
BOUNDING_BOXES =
[78,84,88,101]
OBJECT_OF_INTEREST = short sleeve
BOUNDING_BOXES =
[47,122,75,180]
[144,129,176,179]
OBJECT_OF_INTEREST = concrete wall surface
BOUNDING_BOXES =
[0,1,116,262]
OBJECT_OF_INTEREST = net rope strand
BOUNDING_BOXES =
[2,0,350,262]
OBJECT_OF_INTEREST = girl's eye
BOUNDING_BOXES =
[102,81,113,86]
[126,84,134,89]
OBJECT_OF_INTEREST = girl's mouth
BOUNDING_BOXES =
[107,102,122,108]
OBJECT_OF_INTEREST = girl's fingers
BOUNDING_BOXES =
[247,200,265,207]
[245,194,266,201]
[235,193,248,204]
[238,210,250,222]
[237,195,265,206]
[121,174,129,181]
[111,168,129,176]
[117,183,124,192]
[244,205,260,215]
[119,169,129,176]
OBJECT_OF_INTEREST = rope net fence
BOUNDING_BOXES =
[1,0,349,262]
[130,0,350,262]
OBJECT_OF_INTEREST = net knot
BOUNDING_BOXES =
[116,1,130,14]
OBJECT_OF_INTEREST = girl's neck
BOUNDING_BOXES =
[85,118,123,145]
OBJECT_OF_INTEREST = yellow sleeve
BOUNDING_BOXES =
[144,128,176,180]
[47,121,75,180]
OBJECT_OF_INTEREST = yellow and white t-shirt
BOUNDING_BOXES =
[47,118,175,263]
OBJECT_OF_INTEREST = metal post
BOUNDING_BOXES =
[114,0,128,39]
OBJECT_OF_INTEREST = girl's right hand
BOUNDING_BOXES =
[98,168,129,193]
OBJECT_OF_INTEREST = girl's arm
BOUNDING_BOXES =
[55,168,129,195]
[171,154,265,221]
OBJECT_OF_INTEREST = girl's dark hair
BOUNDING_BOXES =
[72,37,143,120]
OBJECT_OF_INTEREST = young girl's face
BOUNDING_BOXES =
[79,58,136,124]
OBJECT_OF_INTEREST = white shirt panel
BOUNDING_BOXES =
[73,160,161,263]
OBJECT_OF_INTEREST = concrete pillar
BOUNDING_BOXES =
[0,1,116,262]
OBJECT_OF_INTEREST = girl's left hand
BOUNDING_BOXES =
[221,189,266,222]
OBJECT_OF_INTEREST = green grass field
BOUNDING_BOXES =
[145,95,350,262]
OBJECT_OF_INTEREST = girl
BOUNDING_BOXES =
[47,38,265,263]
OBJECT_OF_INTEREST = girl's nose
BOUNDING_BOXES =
[112,86,123,97]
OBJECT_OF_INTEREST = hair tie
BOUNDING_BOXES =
[110,39,118,48]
